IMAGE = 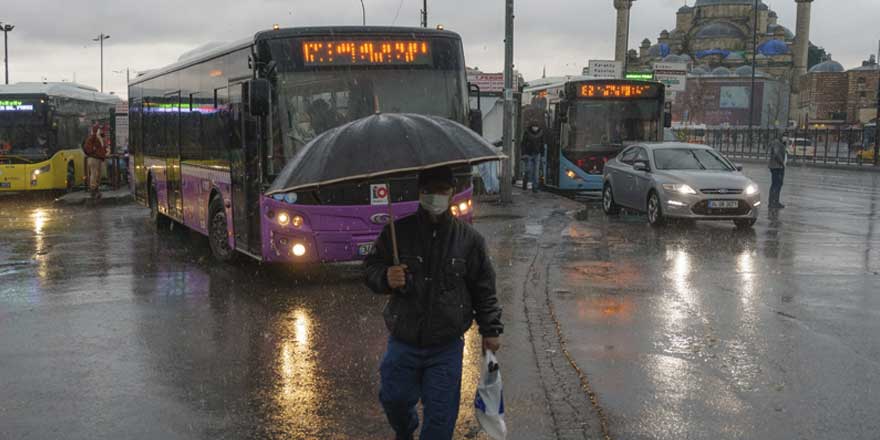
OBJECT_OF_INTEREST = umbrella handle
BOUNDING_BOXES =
[386,181,400,266]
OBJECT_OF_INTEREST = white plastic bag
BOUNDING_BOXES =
[474,350,507,440]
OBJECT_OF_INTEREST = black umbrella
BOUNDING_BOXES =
[266,113,504,264]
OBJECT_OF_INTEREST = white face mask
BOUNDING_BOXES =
[419,193,450,215]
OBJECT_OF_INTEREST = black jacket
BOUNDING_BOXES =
[364,208,503,347]
[521,128,546,156]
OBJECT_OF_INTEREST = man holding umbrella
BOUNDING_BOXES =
[364,166,503,440]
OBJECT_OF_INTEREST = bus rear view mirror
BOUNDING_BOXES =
[469,109,483,136]
[249,79,271,117]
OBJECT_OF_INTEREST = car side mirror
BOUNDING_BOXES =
[468,108,483,136]
[633,161,650,172]
[248,79,271,117]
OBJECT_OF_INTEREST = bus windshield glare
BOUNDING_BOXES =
[569,100,661,150]
[264,37,465,176]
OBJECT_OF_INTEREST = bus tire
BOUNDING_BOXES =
[647,191,666,227]
[149,182,171,230]
[208,196,237,263]
[602,184,620,215]
[66,162,76,192]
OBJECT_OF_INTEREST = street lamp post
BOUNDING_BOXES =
[500,0,514,203]
[748,0,759,142]
[93,33,110,92]
[359,0,366,25]
[1,23,14,85]
[421,0,428,28]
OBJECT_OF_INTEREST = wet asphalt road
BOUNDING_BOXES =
[1,163,879,440]
[549,163,880,439]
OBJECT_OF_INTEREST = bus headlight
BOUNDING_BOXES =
[292,243,306,257]
[32,164,50,177]
[566,169,577,179]
[277,212,290,226]
[291,215,304,228]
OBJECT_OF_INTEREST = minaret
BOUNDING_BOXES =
[790,0,814,123]
[614,0,635,63]
[792,0,814,76]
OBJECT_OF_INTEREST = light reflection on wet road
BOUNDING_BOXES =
[2,163,879,439]
[551,164,880,439]
[0,194,485,439]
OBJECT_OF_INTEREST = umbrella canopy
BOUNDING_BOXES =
[267,113,504,195]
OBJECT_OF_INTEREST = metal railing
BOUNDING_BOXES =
[671,127,878,168]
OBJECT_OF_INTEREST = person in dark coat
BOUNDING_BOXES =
[768,132,787,209]
[520,124,545,192]
[364,166,503,440]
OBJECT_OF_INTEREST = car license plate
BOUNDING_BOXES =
[0,182,10,188]
[357,242,374,256]
[708,200,739,209]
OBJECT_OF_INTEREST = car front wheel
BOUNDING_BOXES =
[647,191,666,227]
[602,184,620,215]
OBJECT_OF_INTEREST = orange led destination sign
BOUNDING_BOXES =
[302,39,432,66]
[577,83,660,99]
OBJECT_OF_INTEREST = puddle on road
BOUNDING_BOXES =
[524,224,544,236]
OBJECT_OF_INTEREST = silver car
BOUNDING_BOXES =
[602,143,761,228]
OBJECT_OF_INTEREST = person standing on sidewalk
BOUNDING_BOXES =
[364,166,504,440]
[83,125,108,200]
[768,132,787,209]
[520,124,545,192]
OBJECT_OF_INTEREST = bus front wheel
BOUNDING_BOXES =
[66,162,76,192]
[208,196,237,262]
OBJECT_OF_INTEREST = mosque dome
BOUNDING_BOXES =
[695,0,764,6]
[695,22,747,39]
[809,60,845,73]
[734,66,769,77]
[678,5,694,13]
[768,24,795,40]
[690,66,710,76]
[757,39,790,56]
[711,66,733,76]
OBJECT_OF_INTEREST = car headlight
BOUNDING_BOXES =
[744,184,759,196]
[662,183,697,195]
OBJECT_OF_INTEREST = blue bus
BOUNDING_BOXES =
[544,79,670,191]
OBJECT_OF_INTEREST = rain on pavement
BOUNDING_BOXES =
[1,163,879,439]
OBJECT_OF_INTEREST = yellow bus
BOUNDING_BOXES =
[0,83,120,191]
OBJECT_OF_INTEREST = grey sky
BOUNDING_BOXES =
[1,0,877,97]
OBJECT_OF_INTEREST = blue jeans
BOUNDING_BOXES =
[522,154,541,191]
[379,337,465,440]
[770,168,785,206]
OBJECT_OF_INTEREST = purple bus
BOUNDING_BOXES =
[129,27,481,262]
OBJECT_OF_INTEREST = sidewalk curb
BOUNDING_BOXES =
[54,189,133,206]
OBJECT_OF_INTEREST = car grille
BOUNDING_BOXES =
[700,188,743,195]
[691,200,751,216]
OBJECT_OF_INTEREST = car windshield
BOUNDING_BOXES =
[654,148,734,171]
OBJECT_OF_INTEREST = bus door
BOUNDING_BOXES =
[130,98,146,202]
[547,102,565,186]
[228,81,262,257]
[165,91,183,220]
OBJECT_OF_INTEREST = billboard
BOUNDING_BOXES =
[467,73,505,94]
[719,86,750,109]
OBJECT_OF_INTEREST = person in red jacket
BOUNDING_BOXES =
[83,125,108,199]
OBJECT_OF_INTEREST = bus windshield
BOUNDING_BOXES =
[264,37,465,176]
[0,113,51,159]
[569,100,661,151]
